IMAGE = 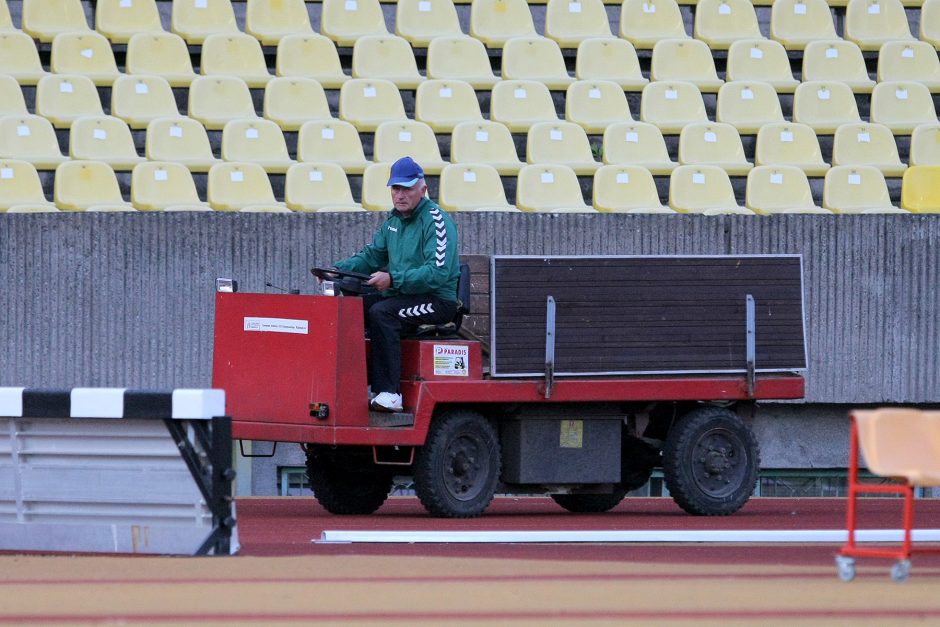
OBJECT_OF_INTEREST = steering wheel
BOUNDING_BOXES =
[311,267,372,282]
[310,267,376,296]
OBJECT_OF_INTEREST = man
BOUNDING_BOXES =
[332,157,460,412]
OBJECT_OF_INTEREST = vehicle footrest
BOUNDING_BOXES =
[369,411,415,428]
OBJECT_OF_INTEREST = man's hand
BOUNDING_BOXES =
[367,271,392,290]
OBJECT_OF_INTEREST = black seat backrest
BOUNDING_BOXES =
[456,262,470,315]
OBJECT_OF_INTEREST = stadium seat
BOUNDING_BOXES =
[678,122,753,175]
[188,76,258,130]
[201,33,273,87]
[909,123,940,166]
[0,115,68,169]
[22,0,91,43]
[450,120,525,174]
[35,74,104,128]
[145,116,222,172]
[831,122,907,176]
[602,121,679,174]
[296,119,372,174]
[245,0,314,45]
[745,165,828,214]
[619,0,689,49]
[207,162,288,211]
[339,78,408,132]
[725,39,799,93]
[415,79,484,133]
[50,31,121,87]
[639,81,709,133]
[565,80,633,134]
[650,39,723,92]
[131,161,212,211]
[438,163,518,211]
[870,81,938,134]
[469,0,536,48]
[263,77,334,132]
[221,119,295,174]
[526,121,602,174]
[69,115,146,170]
[0,159,58,212]
[373,120,448,174]
[823,165,902,213]
[284,162,365,212]
[0,75,28,117]
[54,160,136,211]
[0,31,48,85]
[320,0,389,46]
[693,0,764,50]
[844,0,914,51]
[352,35,424,89]
[396,0,463,47]
[95,0,164,44]
[425,36,499,89]
[801,40,876,93]
[501,36,575,89]
[490,80,559,132]
[361,162,394,211]
[716,81,786,134]
[669,165,752,214]
[515,164,595,212]
[275,34,350,89]
[125,33,198,87]
[792,81,863,133]
[769,0,838,50]
[900,165,940,212]
[171,0,239,45]
[574,38,649,91]
[755,122,830,175]
[543,0,613,48]
[877,42,940,92]
[0,1,11,31]
[922,0,940,50]
[592,165,672,213]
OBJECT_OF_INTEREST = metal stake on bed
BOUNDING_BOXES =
[544,296,556,399]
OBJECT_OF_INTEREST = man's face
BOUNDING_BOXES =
[390,181,426,214]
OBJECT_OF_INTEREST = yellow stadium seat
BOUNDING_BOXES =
[909,123,940,166]
[0,31,48,85]
[574,38,649,91]
[245,0,314,45]
[639,81,708,134]
[188,76,258,130]
[745,165,827,214]
[450,120,525,175]
[439,163,518,211]
[297,120,372,174]
[425,35,499,89]
[0,75,28,117]
[285,162,365,212]
[320,0,389,46]
[0,159,58,212]
[0,114,68,169]
[801,40,876,93]
[207,162,288,212]
[50,31,121,87]
[275,34,350,89]
[490,80,559,132]
[171,0,239,45]
[263,77,334,132]
[755,122,830,175]
[526,121,602,174]
[145,116,222,172]
[619,0,689,49]
[373,120,448,174]
[544,0,612,48]
[221,119,295,174]
[823,164,901,213]
[131,161,212,211]
[501,36,575,89]
[469,0,536,48]
[515,164,595,213]
[669,164,751,214]
[922,0,940,50]
[678,121,753,175]
[602,121,678,174]
[877,41,940,92]
[716,81,786,134]
[769,0,838,50]
[352,35,424,89]
[693,0,763,50]
[22,0,91,43]
[69,115,146,170]
[95,0,164,44]
[35,74,104,129]
[650,39,723,93]
[339,78,408,132]
[415,79,484,133]
[900,165,940,212]
[0,1,11,31]
[870,81,938,134]
[54,160,136,211]
[125,32,198,87]
[725,39,799,93]
[201,33,273,88]
[592,164,672,213]
[792,81,862,133]
[361,162,394,211]
[832,122,907,176]
[396,0,463,47]
[844,0,914,51]
[565,80,633,134]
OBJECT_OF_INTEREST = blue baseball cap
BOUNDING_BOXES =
[386,156,425,188]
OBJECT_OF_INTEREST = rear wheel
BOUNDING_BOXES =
[306,450,391,515]
[551,490,628,513]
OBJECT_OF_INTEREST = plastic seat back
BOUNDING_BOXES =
[678,121,752,175]
[0,159,54,210]
[171,0,238,45]
[543,0,612,48]
[297,119,371,174]
[95,0,164,44]
[320,0,389,46]
[565,80,633,134]
[844,0,914,51]
[490,80,559,132]
[339,78,408,132]
[770,0,837,50]
[870,81,938,134]
[208,162,282,211]
[111,75,180,130]
[426,35,499,88]
[201,33,273,87]
[693,0,763,50]
[23,0,91,42]
[188,76,257,130]
[725,39,799,93]
[373,120,447,174]
[592,164,670,213]
[900,165,940,213]
[575,38,648,90]
[125,32,198,87]
[854,409,940,485]
[619,0,688,49]
[0,31,48,85]
[245,0,314,45]
[0,114,68,169]
[716,81,786,134]
[823,165,897,213]
[263,77,333,132]
[439,163,517,211]
[285,162,364,212]
[450,120,525,174]
[470,0,536,48]
[415,79,484,133]
[651,38,723,92]
[54,160,130,211]
[275,34,349,88]
[221,119,295,173]
[877,41,940,88]
[792,81,862,133]
[352,35,424,89]
[832,122,906,176]
[361,162,394,211]
[35,74,104,128]
[802,40,875,92]
[669,164,748,214]
[602,121,678,174]
[922,0,940,50]
[755,122,829,175]
[395,0,463,47]
[0,75,29,117]
[501,36,574,89]
[526,120,601,174]
[145,116,221,172]
[516,164,593,212]
[745,165,823,214]
[132,161,209,211]
[909,124,940,167]
[639,81,708,133]
[69,115,145,170]
[50,31,121,86]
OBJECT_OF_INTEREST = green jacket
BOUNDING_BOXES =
[334,197,460,301]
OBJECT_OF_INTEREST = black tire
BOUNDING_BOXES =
[306,453,391,515]
[551,490,628,513]
[663,406,759,516]
[414,409,501,518]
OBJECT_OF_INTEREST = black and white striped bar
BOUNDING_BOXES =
[0,387,224,420]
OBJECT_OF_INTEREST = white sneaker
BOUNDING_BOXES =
[370,392,403,412]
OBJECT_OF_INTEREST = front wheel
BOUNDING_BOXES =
[306,452,391,515]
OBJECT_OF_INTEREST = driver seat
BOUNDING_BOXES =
[406,262,470,338]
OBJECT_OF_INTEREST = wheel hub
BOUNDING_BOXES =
[692,429,746,496]
[445,436,487,500]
